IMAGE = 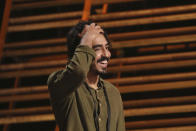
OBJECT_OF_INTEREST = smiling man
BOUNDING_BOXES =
[47,21,125,131]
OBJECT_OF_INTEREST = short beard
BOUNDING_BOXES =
[90,63,107,75]
[96,68,107,75]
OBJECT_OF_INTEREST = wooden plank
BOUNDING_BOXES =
[4,37,67,48]
[10,4,196,24]
[99,12,196,28]
[0,60,67,71]
[1,95,196,115]
[5,26,196,49]
[108,72,196,85]
[128,125,196,131]
[3,34,196,57]
[0,114,55,124]
[124,104,196,117]
[109,59,196,73]
[0,93,49,103]
[91,4,196,21]
[119,80,196,93]
[0,80,196,102]
[108,26,196,40]
[0,0,12,59]
[0,85,47,96]
[1,59,196,78]
[109,51,196,65]
[7,12,196,32]
[3,45,67,57]
[111,34,196,49]
[123,95,196,108]
[0,105,195,124]
[1,71,196,95]
[8,19,79,32]
[3,77,20,130]
[1,51,196,71]
[126,117,196,129]
[0,106,51,116]
[10,11,82,24]
[0,67,62,78]
[12,0,142,10]
[81,0,92,21]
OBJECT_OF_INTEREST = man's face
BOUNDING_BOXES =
[91,34,111,74]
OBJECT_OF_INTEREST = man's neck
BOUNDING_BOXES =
[86,71,99,90]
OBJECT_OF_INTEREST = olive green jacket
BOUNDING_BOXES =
[47,45,125,131]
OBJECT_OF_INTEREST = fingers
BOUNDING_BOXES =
[79,23,104,48]
[87,23,104,33]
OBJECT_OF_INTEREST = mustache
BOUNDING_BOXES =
[97,56,110,63]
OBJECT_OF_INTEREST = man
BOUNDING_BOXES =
[47,21,125,131]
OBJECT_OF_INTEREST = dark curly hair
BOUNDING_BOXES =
[66,20,111,59]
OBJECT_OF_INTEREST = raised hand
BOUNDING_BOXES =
[80,23,104,48]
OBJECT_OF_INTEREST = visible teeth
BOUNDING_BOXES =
[100,60,107,64]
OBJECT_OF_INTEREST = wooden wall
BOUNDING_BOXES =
[0,0,196,130]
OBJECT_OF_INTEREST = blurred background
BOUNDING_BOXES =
[0,0,196,130]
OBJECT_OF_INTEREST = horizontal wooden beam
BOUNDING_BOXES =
[8,19,79,32]
[3,33,196,57]
[12,0,142,10]
[123,95,196,108]
[9,11,82,24]
[3,45,67,57]
[7,12,196,32]
[0,67,62,78]
[1,59,196,78]
[2,51,196,71]
[112,34,196,49]
[5,26,196,49]
[99,12,196,28]
[0,85,47,96]
[0,60,66,71]
[0,114,54,124]
[92,4,196,21]
[1,80,196,102]
[1,95,196,116]
[109,51,196,65]
[10,4,196,24]
[0,104,195,124]
[0,106,51,116]
[0,93,49,103]
[109,59,196,73]
[109,26,196,40]
[108,72,196,85]
[129,125,196,131]
[124,104,196,117]
[126,117,196,129]
[4,37,67,48]
[1,72,196,95]
[119,80,196,93]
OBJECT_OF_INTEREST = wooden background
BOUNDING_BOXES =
[0,0,196,130]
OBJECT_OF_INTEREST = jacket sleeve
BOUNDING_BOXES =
[47,45,96,100]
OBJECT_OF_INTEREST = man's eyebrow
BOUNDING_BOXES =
[92,43,110,49]
[92,44,102,49]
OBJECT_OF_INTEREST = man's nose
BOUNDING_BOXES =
[102,48,111,58]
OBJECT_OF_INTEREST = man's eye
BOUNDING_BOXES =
[94,48,100,51]
[106,46,110,50]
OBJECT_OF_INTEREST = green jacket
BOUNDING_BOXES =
[47,45,125,131]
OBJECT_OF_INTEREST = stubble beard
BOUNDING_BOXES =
[90,63,108,76]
